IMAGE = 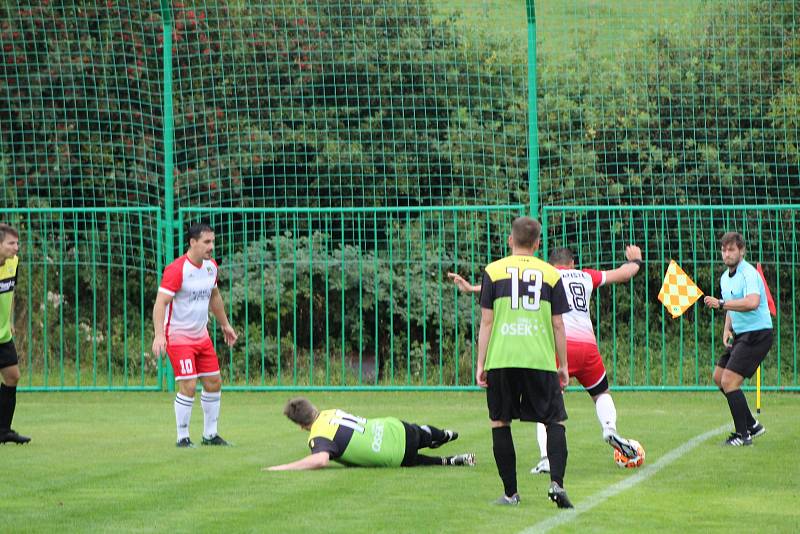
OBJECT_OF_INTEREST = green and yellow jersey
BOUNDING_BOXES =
[307,409,406,467]
[480,254,569,371]
[0,255,18,343]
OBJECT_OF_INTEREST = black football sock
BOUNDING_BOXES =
[419,424,446,448]
[722,386,756,427]
[0,383,17,431]
[725,389,750,436]
[414,454,446,466]
[492,426,517,497]
[745,407,757,428]
[546,423,568,488]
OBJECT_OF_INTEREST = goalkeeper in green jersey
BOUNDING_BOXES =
[265,397,475,470]
[0,224,30,445]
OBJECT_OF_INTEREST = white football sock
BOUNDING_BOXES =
[595,393,618,435]
[174,393,194,441]
[201,389,221,438]
[536,422,548,458]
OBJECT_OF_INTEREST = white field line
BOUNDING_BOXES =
[520,423,729,534]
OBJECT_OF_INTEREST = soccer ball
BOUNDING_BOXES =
[614,439,645,469]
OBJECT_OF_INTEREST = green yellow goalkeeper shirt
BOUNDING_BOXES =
[307,409,406,467]
[480,254,570,371]
[0,256,18,343]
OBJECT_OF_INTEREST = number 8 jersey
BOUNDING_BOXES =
[556,267,606,345]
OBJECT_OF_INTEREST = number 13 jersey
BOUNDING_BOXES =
[480,255,570,371]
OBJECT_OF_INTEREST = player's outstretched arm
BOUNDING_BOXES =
[447,272,481,294]
[603,244,643,284]
[264,451,331,471]
[210,287,238,346]
[151,291,173,357]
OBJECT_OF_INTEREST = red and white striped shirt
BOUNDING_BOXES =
[158,255,218,345]
[557,267,606,345]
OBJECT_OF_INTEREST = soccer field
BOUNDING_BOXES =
[4,391,798,533]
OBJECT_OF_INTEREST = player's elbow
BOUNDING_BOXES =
[312,453,330,469]
[744,294,760,311]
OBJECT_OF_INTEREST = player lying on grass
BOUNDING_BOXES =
[449,244,644,474]
[265,397,475,471]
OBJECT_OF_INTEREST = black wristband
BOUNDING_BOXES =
[627,259,644,268]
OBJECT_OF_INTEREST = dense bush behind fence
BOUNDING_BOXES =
[1,0,798,389]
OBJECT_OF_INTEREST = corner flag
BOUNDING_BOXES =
[658,260,704,318]
[756,262,777,316]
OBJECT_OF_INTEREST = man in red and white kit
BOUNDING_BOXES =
[448,244,643,473]
[152,223,238,447]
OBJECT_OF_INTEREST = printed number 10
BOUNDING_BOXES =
[180,359,193,375]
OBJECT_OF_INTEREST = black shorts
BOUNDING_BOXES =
[717,329,773,379]
[400,421,430,467]
[0,340,18,369]
[486,367,568,424]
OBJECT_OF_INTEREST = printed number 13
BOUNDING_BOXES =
[506,267,542,310]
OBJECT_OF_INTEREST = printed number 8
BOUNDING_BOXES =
[569,282,588,312]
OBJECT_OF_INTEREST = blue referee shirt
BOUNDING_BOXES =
[720,259,772,333]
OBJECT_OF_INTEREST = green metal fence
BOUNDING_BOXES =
[543,205,800,391]
[179,205,524,390]
[2,1,798,390]
[9,204,798,391]
[4,208,164,391]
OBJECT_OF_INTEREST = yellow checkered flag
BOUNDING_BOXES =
[658,260,704,318]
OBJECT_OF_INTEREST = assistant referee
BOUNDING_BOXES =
[703,231,772,446]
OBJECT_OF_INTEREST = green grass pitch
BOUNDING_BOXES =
[4,391,799,532]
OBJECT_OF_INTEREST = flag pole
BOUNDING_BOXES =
[756,365,761,416]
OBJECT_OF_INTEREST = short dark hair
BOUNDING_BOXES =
[511,217,541,249]
[720,232,745,250]
[549,247,575,266]
[187,223,214,243]
[0,223,19,242]
[284,397,319,426]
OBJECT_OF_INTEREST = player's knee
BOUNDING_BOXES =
[712,371,722,386]
[178,379,197,396]
[489,420,509,428]
[720,372,742,392]
[1,366,20,386]
[201,375,222,392]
